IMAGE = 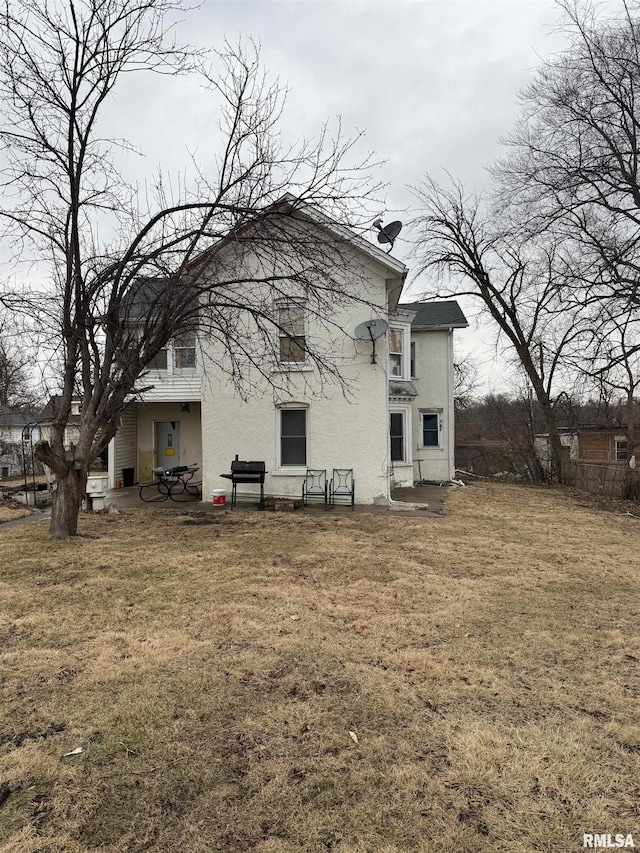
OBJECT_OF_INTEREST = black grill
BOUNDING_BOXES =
[220,456,267,508]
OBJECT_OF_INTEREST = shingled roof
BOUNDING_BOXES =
[399,300,468,330]
[0,406,40,428]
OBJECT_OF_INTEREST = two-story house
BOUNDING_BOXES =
[107,201,467,502]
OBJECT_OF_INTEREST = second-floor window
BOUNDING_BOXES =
[174,331,196,370]
[389,328,403,377]
[148,347,168,371]
[278,302,306,363]
[147,332,196,373]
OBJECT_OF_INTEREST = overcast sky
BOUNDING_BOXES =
[3,0,573,392]
[103,0,568,392]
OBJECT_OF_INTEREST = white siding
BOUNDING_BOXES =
[114,404,137,483]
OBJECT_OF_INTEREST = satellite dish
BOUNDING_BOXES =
[354,318,388,364]
[354,318,388,341]
[372,219,403,252]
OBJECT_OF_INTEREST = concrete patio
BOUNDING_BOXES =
[104,482,450,517]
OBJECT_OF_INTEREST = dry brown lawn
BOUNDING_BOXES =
[0,483,639,853]
[0,505,33,523]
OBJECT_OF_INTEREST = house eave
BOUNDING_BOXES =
[412,323,469,331]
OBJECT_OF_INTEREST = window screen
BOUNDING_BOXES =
[390,412,404,462]
[279,303,306,363]
[174,331,196,369]
[148,348,167,370]
[389,328,403,377]
[281,409,307,465]
[422,413,439,447]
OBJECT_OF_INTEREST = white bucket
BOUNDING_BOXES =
[212,489,226,506]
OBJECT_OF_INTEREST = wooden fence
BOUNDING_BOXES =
[561,460,640,499]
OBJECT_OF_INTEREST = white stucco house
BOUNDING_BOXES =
[107,202,468,503]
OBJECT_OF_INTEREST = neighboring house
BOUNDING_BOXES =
[107,202,468,503]
[39,396,82,451]
[535,425,635,469]
[0,406,41,479]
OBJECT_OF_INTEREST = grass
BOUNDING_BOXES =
[0,505,33,523]
[0,482,639,852]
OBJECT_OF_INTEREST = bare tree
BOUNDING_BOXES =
[0,309,37,408]
[0,0,382,538]
[455,390,548,481]
[453,351,479,411]
[496,0,640,309]
[411,178,585,480]
[574,307,640,464]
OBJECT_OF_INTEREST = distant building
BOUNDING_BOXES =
[0,407,41,479]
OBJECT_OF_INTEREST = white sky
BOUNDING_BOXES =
[103,0,567,393]
[6,0,571,393]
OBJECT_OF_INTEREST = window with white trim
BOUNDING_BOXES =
[280,407,307,466]
[278,302,306,363]
[389,327,403,377]
[615,437,628,461]
[390,411,405,462]
[146,331,197,373]
[410,341,416,378]
[148,347,168,370]
[174,330,196,370]
[421,412,441,448]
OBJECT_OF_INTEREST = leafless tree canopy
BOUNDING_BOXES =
[411,1,640,482]
[0,0,383,537]
[410,178,584,479]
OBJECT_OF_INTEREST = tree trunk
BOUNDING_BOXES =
[542,404,565,483]
[518,349,566,483]
[50,466,87,539]
[623,391,639,500]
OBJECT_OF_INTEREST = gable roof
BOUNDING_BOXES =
[0,406,40,428]
[399,300,468,330]
[188,193,408,279]
[39,396,81,425]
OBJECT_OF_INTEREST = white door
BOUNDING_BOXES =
[155,421,180,468]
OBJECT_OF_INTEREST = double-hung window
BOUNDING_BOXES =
[389,328,403,377]
[278,302,306,364]
[280,408,307,466]
[148,347,168,371]
[174,330,196,370]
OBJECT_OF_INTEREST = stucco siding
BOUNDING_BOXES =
[200,240,391,504]
[410,329,455,481]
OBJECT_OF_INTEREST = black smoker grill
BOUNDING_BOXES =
[219,456,267,508]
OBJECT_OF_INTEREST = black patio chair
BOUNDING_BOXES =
[328,468,355,510]
[302,468,328,509]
